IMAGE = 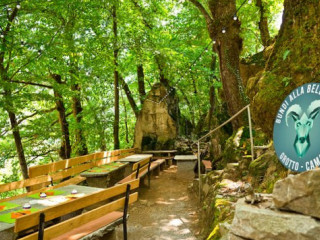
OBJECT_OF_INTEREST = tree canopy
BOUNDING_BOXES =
[0,0,283,182]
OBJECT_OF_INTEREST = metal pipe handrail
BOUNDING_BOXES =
[196,104,254,201]
[197,104,250,142]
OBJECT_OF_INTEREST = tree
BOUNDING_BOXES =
[189,0,245,130]
[112,4,120,150]
[256,0,271,47]
[0,6,29,179]
[51,74,71,159]
[247,0,320,137]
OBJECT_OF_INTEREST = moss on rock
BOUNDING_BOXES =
[246,0,320,138]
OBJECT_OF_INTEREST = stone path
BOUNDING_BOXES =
[111,162,201,240]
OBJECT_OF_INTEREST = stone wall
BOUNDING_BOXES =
[227,169,320,240]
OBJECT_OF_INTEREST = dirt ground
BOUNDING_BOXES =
[112,161,201,240]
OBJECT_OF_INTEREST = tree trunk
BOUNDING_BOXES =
[8,111,29,179]
[2,86,29,179]
[121,91,130,144]
[211,1,244,130]
[256,0,271,47]
[208,86,215,130]
[190,0,245,130]
[247,0,320,137]
[113,5,120,150]
[0,4,28,178]
[51,74,71,159]
[120,77,139,117]
[71,83,88,155]
[65,17,88,156]
[137,64,146,105]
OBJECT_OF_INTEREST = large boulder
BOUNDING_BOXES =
[133,83,179,151]
[273,169,320,219]
[231,198,320,240]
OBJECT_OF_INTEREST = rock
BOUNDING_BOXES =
[246,0,320,138]
[202,183,210,196]
[139,200,148,205]
[220,179,244,191]
[222,163,240,181]
[231,198,320,240]
[273,169,320,219]
[134,83,179,150]
[248,149,287,192]
[228,233,248,240]
[219,222,231,236]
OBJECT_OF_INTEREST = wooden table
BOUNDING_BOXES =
[142,150,177,165]
[80,162,130,188]
[116,154,153,163]
[0,184,102,240]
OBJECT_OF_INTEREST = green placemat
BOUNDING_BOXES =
[84,162,126,173]
[0,208,39,223]
[28,190,65,199]
[0,202,20,212]
[87,167,115,173]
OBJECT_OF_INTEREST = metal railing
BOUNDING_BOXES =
[196,104,254,200]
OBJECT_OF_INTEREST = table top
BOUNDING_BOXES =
[116,154,153,163]
[142,150,177,154]
[80,161,129,177]
[0,184,102,234]
[174,155,197,160]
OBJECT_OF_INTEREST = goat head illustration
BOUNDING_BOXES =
[286,100,320,158]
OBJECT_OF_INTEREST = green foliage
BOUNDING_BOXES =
[0,0,284,182]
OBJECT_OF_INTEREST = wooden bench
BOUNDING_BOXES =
[14,179,140,240]
[202,160,212,173]
[118,156,162,187]
[0,175,53,202]
[28,148,136,190]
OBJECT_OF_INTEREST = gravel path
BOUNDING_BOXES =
[111,161,201,240]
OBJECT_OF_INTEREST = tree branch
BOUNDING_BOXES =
[119,76,139,118]
[50,112,72,127]
[0,5,19,70]
[188,0,213,27]
[256,0,271,47]
[10,80,53,89]
[17,107,56,125]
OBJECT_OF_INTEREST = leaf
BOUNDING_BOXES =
[283,50,291,60]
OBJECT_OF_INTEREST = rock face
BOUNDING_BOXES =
[134,83,179,151]
[248,149,287,192]
[230,198,320,240]
[246,0,320,138]
[273,169,320,219]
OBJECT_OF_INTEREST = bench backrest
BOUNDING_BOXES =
[0,175,52,194]
[28,148,136,190]
[132,156,151,172]
[15,179,139,240]
[0,175,53,201]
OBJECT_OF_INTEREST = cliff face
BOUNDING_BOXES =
[246,0,320,138]
[133,83,179,151]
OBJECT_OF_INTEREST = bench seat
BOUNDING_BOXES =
[117,161,160,185]
[52,211,123,240]
[202,160,212,172]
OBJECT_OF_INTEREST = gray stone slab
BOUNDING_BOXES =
[273,169,320,219]
[231,198,320,240]
[174,155,197,161]
[117,154,152,163]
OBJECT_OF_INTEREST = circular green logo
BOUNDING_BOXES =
[273,83,320,172]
